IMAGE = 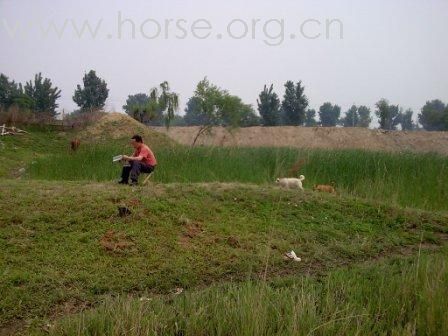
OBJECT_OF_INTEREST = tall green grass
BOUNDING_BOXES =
[48,251,448,336]
[27,144,448,211]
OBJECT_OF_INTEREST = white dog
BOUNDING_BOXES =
[275,175,305,190]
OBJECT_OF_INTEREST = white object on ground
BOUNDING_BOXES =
[285,250,301,262]
[0,124,29,136]
[174,287,184,295]
[113,155,123,163]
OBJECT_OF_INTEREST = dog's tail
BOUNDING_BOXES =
[299,175,305,181]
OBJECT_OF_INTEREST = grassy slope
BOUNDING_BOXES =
[50,250,448,336]
[1,180,448,333]
[0,126,69,178]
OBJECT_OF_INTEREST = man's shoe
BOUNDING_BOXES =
[118,180,128,185]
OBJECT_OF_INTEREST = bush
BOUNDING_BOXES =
[0,106,35,125]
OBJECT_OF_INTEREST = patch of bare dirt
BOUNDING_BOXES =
[155,126,448,155]
[0,320,25,336]
[179,222,204,248]
[43,298,92,332]
[127,198,141,207]
[226,236,241,248]
[99,230,135,252]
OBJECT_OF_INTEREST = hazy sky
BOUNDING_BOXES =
[1,0,447,121]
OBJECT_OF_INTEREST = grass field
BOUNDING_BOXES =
[1,180,448,334]
[26,142,448,211]
[1,124,448,335]
[50,251,448,336]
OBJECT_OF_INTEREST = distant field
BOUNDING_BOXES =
[155,125,448,155]
[27,143,448,211]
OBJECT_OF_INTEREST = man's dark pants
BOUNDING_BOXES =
[121,161,155,183]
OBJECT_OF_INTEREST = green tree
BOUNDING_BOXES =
[304,109,317,127]
[221,95,260,127]
[12,91,34,110]
[319,102,341,126]
[24,73,61,117]
[357,105,372,128]
[120,83,179,127]
[191,78,225,146]
[123,93,149,114]
[400,109,416,131]
[257,84,280,126]
[190,77,251,146]
[375,99,401,130]
[341,105,359,127]
[157,81,179,128]
[294,81,308,124]
[418,100,447,131]
[0,74,20,109]
[184,96,207,126]
[341,105,372,128]
[281,81,295,125]
[140,82,180,127]
[73,70,109,112]
[123,93,150,123]
[240,105,261,127]
[281,81,308,125]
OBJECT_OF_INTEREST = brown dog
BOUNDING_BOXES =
[313,184,336,193]
[70,138,80,151]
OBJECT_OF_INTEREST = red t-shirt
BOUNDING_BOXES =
[134,144,157,166]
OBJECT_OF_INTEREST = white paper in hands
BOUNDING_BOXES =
[113,155,123,163]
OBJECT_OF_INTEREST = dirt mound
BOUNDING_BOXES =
[155,126,448,155]
[179,221,203,248]
[80,112,174,147]
[99,230,135,252]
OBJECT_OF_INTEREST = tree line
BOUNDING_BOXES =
[1,71,447,131]
[124,79,448,131]
[0,70,108,123]
[253,82,447,131]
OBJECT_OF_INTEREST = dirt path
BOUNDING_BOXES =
[154,126,448,155]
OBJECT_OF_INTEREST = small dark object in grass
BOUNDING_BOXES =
[70,138,80,151]
[226,236,241,248]
[118,206,131,217]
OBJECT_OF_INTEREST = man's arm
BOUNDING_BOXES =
[122,154,143,162]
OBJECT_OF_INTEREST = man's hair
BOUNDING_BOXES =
[131,135,143,143]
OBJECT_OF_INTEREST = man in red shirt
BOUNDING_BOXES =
[119,134,157,185]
